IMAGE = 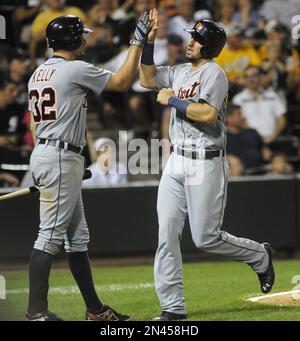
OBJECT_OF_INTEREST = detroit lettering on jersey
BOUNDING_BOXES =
[178,81,200,100]
[28,56,112,147]
[156,61,229,150]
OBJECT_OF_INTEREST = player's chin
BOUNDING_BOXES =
[186,54,196,62]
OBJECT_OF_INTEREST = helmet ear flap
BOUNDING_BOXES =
[200,45,212,59]
[65,35,82,51]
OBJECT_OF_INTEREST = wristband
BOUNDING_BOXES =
[168,96,189,117]
[141,42,154,65]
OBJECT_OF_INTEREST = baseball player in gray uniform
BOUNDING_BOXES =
[140,11,275,321]
[26,14,150,321]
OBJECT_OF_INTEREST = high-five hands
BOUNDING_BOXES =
[130,11,151,47]
[147,8,159,44]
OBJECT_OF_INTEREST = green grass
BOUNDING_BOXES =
[1,259,300,321]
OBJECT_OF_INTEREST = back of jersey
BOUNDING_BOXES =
[28,56,111,147]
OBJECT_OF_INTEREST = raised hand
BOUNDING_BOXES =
[130,11,151,47]
[147,8,159,44]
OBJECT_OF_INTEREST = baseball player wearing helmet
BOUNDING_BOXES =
[140,10,275,321]
[26,13,151,321]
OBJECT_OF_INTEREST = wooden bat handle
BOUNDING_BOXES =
[0,186,39,201]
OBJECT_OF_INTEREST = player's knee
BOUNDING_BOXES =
[158,216,184,245]
[64,234,90,253]
[192,233,220,251]
[65,244,88,253]
[34,241,61,255]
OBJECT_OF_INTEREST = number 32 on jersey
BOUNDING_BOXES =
[29,87,57,123]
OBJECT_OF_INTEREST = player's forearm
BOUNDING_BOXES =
[167,97,218,124]
[115,45,142,91]
[140,42,157,89]
[140,64,157,89]
[186,102,218,124]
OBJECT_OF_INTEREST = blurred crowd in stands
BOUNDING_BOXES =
[0,0,300,187]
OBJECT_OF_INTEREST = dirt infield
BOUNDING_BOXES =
[247,290,300,306]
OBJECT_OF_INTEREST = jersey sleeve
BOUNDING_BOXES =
[72,61,112,95]
[155,65,176,89]
[199,65,228,111]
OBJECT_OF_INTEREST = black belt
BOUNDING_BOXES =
[38,138,83,154]
[172,146,225,160]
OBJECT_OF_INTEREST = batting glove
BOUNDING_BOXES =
[130,11,150,47]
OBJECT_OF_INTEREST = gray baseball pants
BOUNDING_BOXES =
[30,143,89,255]
[154,152,269,315]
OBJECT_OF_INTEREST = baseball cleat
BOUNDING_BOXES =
[25,310,64,321]
[86,305,131,321]
[152,311,187,321]
[257,243,275,294]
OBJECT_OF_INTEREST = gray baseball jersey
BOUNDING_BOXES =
[28,56,111,255]
[155,61,228,149]
[28,57,111,147]
[153,60,269,315]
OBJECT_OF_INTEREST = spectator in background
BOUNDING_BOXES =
[226,104,271,169]
[0,172,20,187]
[110,0,135,21]
[232,0,264,37]
[260,41,289,104]
[117,0,154,47]
[6,50,30,106]
[83,1,118,64]
[82,138,128,187]
[268,152,293,175]
[85,22,119,64]
[233,66,286,144]
[153,9,169,67]
[165,34,186,66]
[14,0,44,47]
[168,0,211,46]
[226,154,245,176]
[29,0,86,68]
[259,22,299,67]
[97,0,119,26]
[214,23,261,87]
[159,0,178,17]
[258,22,300,102]
[84,1,102,28]
[216,0,235,35]
[0,79,24,148]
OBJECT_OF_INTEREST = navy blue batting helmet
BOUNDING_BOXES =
[184,19,226,59]
[46,15,92,51]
